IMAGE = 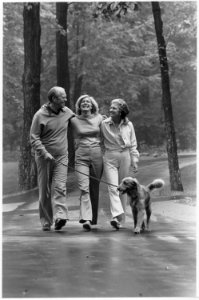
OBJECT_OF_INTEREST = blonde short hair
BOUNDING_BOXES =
[75,95,99,115]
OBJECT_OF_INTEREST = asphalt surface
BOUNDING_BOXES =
[3,191,197,297]
[2,155,197,298]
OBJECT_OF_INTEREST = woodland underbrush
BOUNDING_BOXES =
[3,146,196,163]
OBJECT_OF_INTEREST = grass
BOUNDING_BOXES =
[181,164,196,196]
[3,162,19,195]
[2,162,79,195]
[3,159,196,201]
[177,164,196,205]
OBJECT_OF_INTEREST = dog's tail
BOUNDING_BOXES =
[147,179,165,191]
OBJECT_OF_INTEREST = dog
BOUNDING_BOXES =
[118,177,164,234]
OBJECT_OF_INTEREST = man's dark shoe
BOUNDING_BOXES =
[54,219,66,230]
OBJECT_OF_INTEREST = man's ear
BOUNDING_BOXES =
[51,94,57,103]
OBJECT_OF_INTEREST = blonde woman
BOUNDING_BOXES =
[70,95,103,231]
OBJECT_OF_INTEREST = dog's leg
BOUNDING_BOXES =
[141,221,145,231]
[134,208,145,234]
[145,206,151,232]
[131,205,137,229]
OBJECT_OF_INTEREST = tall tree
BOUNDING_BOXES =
[56,2,71,105]
[3,3,196,154]
[18,3,41,190]
[151,2,183,191]
[56,2,74,167]
[71,5,86,103]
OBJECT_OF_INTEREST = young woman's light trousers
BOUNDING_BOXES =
[103,149,131,221]
[75,146,103,224]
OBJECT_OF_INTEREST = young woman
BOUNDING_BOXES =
[101,98,139,229]
[70,95,103,231]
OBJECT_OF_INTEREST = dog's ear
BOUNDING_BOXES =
[126,179,138,190]
[131,180,138,189]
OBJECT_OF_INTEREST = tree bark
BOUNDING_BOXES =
[72,18,85,103]
[152,2,183,191]
[56,2,75,167]
[18,3,41,190]
[56,3,71,105]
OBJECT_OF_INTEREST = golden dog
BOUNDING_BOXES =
[118,177,164,234]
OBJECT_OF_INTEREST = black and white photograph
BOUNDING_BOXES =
[2,1,197,298]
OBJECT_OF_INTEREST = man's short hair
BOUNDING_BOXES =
[48,86,65,102]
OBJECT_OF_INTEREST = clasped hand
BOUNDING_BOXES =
[132,162,138,173]
[44,152,55,161]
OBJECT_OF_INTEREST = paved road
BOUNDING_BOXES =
[2,156,197,297]
[3,197,196,297]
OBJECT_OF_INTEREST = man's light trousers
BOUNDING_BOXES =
[35,154,68,226]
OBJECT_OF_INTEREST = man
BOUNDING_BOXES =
[30,86,74,231]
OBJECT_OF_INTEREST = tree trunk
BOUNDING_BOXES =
[18,3,41,190]
[56,2,75,168]
[152,2,183,191]
[72,19,85,103]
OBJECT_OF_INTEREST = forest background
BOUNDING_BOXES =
[3,2,196,162]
